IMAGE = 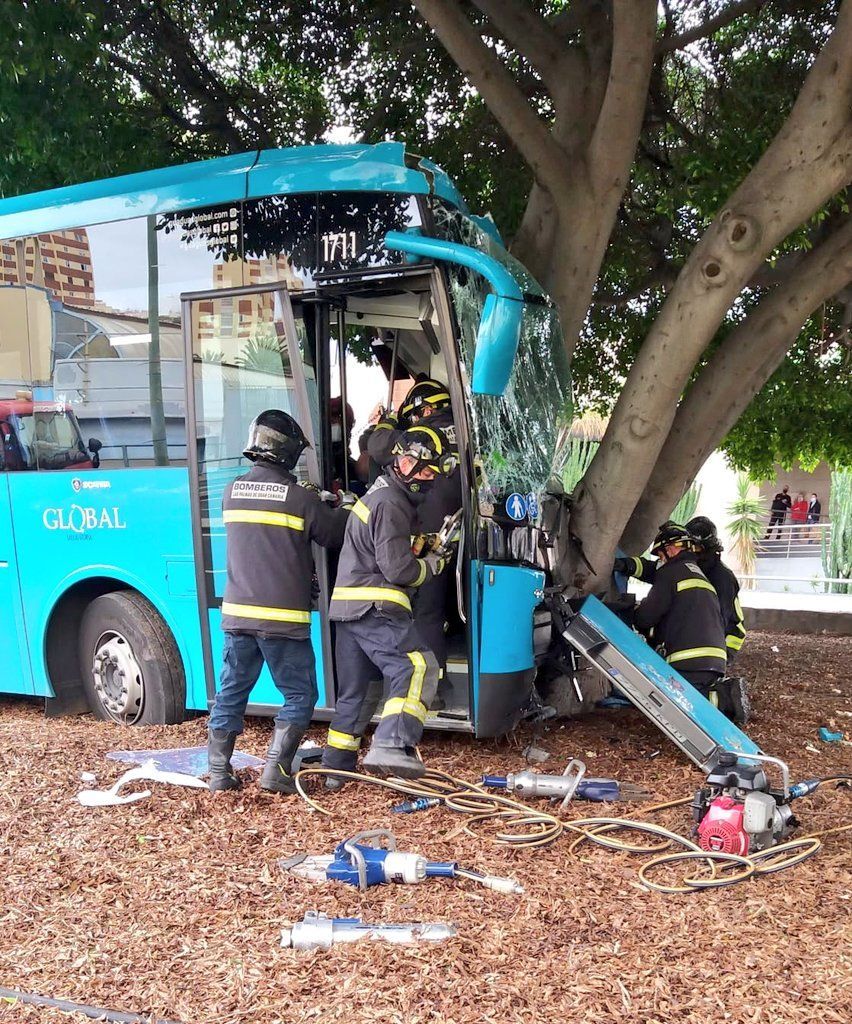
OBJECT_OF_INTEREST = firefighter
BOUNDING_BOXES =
[207,410,349,794]
[633,522,727,698]
[322,424,457,781]
[615,517,747,661]
[366,378,462,708]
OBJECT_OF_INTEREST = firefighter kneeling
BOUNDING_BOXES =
[633,522,727,698]
[322,425,457,782]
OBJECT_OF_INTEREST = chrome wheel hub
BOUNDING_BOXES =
[91,630,144,723]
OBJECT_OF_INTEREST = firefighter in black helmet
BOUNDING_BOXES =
[633,522,727,698]
[616,516,747,662]
[685,517,747,659]
[365,377,461,708]
[322,424,457,781]
[207,409,349,794]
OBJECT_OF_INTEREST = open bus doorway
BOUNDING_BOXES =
[313,267,474,728]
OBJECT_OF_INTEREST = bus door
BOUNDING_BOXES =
[183,284,333,715]
[0,471,34,694]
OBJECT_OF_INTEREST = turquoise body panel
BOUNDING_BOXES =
[5,468,208,707]
[0,143,466,241]
[577,595,761,758]
[0,478,34,694]
[470,560,544,734]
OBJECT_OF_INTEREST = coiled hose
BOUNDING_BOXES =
[294,767,852,893]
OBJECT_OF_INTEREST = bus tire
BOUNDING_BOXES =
[78,591,186,725]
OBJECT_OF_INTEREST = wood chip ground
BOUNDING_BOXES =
[0,630,850,1024]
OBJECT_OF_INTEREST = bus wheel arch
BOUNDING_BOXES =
[45,580,186,725]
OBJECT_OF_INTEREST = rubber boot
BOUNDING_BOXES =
[362,743,425,780]
[207,729,241,792]
[259,723,304,795]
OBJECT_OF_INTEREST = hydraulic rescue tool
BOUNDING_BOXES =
[484,768,653,804]
[692,752,820,854]
[280,829,523,894]
[411,508,463,558]
[281,911,456,951]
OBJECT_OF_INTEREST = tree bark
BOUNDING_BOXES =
[412,0,657,359]
[567,0,852,591]
[621,214,852,551]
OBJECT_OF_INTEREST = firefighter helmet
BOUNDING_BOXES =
[398,378,452,424]
[390,425,457,492]
[243,409,310,469]
[687,516,723,554]
[650,521,695,558]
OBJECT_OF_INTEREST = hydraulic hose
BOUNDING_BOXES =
[294,767,852,893]
[0,986,181,1024]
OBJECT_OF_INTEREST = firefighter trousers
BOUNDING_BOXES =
[323,610,439,770]
[209,632,318,733]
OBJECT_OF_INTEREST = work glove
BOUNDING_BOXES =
[613,556,635,576]
[376,410,398,430]
[336,490,358,509]
[423,552,447,577]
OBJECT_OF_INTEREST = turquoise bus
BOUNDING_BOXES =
[0,142,571,737]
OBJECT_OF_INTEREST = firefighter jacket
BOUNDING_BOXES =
[329,471,439,621]
[627,552,746,656]
[366,408,462,532]
[633,550,727,675]
[697,551,746,655]
[221,463,349,639]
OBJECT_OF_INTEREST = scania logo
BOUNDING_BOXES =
[72,478,82,492]
[42,506,127,533]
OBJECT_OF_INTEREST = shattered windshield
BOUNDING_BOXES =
[429,202,572,497]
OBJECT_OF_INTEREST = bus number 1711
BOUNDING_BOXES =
[321,231,358,263]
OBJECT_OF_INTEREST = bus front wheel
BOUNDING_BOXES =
[78,591,186,725]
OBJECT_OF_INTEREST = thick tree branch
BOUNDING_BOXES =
[589,0,657,191]
[569,0,852,591]
[622,213,852,551]
[656,0,768,55]
[411,0,569,199]
[471,0,564,95]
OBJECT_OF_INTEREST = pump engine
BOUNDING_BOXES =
[692,752,798,854]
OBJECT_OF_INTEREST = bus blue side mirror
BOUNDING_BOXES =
[384,230,524,397]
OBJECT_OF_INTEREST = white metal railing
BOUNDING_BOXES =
[756,518,830,558]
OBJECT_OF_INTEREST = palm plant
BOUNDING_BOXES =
[671,482,702,525]
[561,437,598,494]
[726,475,767,588]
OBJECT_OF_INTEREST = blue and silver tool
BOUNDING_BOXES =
[280,829,523,894]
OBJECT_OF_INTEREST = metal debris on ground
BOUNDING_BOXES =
[77,761,207,807]
[106,745,264,776]
[281,911,457,951]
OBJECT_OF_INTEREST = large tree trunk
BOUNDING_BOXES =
[621,214,852,551]
[566,2,852,591]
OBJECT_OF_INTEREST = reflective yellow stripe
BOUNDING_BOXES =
[668,647,727,664]
[330,586,412,612]
[223,509,305,531]
[734,597,744,619]
[381,696,428,723]
[351,499,370,524]
[632,556,644,577]
[726,634,745,651]
[411,559,427,588]
[406,651,427,704]
[676,578,717,594]
[221,602,311,624]
[374,421,395,431]
[327,729,361,751]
